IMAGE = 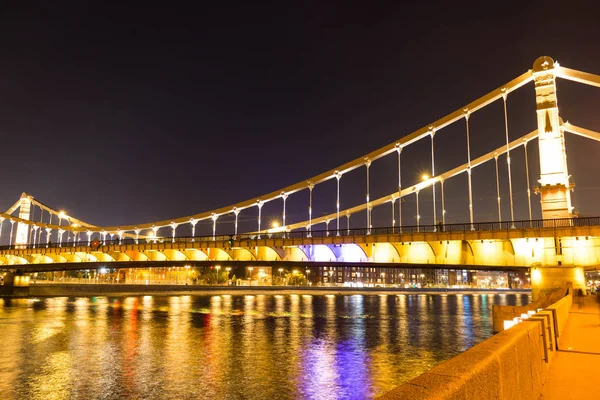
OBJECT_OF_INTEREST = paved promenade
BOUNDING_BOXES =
[540,294,600,399]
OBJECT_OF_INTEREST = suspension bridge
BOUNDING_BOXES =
[2,56,600,298]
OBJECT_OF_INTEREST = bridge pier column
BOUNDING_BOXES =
[1,271,31,296]
[531,265,585,302]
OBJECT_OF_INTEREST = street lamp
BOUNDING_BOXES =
[305,269,310,286]
[215,265,221,285]
[278,268,283,285]
[185,264,190,285]
[58,210,66,226]
[248,267,253,284]
[420,273,425,287]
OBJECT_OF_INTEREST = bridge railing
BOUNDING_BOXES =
[1,216,599,251]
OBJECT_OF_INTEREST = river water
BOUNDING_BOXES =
[0,293,529,399]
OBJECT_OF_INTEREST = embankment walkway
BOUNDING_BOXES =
[540,294,600,399]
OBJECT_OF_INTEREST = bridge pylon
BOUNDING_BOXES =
[14,192,32,248]
[532,56,574,219]
[531,57,584,301]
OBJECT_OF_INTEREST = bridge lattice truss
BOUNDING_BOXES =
[2,58,600,248]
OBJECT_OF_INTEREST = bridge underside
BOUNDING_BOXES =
[1,259,529,273]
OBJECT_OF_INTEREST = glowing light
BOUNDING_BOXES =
[272,221,279,228]
[338,244,365,262]
[504,320,516,330]
[421,174,429,181]
[310,245,336,262]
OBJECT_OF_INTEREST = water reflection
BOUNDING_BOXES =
[0,293,530,399]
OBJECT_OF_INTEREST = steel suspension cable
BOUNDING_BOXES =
[503,93,515,227]
[365,160,371,234]
[465,111,474,230]
[495,156,502,222]
[38,208,44,244]
[431,131,437,229]
[396,145,402,233]
[441,180,446,226]
[524,141,533,226]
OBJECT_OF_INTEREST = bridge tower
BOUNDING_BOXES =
[14,192,32,247]
[531,57,584,301]
[532,56,574,219]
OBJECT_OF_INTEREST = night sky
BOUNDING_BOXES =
[2,2,600,236]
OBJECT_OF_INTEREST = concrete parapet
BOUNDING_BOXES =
[544,295,571,347]
[492,286,568,333]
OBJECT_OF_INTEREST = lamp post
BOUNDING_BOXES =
[278,268,283,285]
[215,265,221,285]
[305,269,310,286]
[292,270,297,286]
[257,269,262,285]
[226,267,231,285]
[248,267,253,285]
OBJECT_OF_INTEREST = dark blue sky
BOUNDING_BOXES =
[1,1,600,235]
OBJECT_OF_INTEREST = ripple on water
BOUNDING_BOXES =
[0,293,530,400]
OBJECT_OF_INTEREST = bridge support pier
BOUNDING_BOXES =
[1,271,31,296]
[530,265,585,302]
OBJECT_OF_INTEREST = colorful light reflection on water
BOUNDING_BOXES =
[0,293,529,399]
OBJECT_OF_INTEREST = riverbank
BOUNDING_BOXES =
[0,283,532,298]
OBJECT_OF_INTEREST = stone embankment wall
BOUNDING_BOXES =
[0,284,530,297]
[379,291,572,400]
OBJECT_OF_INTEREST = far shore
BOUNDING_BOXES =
[0,283,531,298]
